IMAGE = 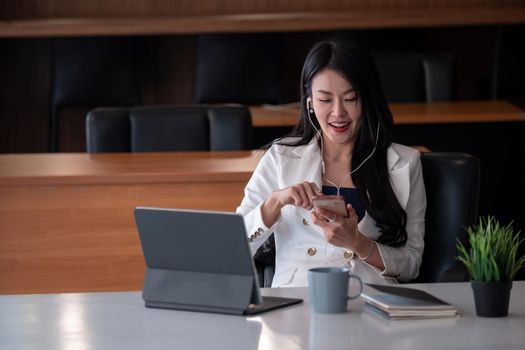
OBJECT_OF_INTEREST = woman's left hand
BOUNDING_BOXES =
[311,204,360,250]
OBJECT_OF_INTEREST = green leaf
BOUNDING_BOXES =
[456,216,525,282]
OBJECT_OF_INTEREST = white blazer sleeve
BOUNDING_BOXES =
[236,146,284,255]
[377,150,426,281]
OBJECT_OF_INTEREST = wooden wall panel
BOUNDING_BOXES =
[0,38,51,153]
[1,1,524,37]
[2,1,524,20]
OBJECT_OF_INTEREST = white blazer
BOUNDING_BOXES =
[236,138,426,287]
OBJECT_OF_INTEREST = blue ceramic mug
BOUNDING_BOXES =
[308,267,363,313]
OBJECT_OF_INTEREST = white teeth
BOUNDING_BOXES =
[329,122,350,128]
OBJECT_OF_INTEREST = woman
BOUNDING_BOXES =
[236,39,426,287]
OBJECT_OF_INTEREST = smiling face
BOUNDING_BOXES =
[310,68,362,148]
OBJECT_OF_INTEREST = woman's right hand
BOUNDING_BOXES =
[272,181,322,210]
[261,182,321,227]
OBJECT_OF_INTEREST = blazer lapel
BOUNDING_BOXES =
[280,139,323,190]
[387,146,410,209]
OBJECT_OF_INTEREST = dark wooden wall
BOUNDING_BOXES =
[1,25,520,153]
[1,1,524,153]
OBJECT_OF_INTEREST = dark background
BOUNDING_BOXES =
[1,24,524,278]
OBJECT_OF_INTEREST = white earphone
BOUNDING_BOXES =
[307,97,314,114]
[306,96,320,136]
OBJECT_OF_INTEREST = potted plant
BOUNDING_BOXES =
[457,216,525,317]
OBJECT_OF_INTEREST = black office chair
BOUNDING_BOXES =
[372,53,454,103]
[254,152,480,287]
[50,37,142,152]
[85,105,253,152]
[492,26,525,109]
[414,152,480,283]
[193,33,283,105]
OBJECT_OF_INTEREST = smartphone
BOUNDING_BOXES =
[312,195,348,218]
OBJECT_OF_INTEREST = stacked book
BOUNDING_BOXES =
[361,284,459,320]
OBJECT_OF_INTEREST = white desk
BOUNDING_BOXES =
[1,282,524,350]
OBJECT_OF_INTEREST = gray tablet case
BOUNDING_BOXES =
[134,207,301,315]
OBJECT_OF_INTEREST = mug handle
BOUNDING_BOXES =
[347,274,363,300]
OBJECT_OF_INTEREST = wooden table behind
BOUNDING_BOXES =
[0,151,262,294]
[250,100,525,127]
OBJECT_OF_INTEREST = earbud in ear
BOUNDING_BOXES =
[306,97,314,113]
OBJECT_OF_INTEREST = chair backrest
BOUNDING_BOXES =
[372,53,453,103]
[85,105,252,152]
[193,33,283,105]
[254,151,480,286]
[415,152,480,283]
[51,37,142,152]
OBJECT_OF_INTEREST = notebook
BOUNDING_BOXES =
[361,284,459,320]
[134,207,302,315]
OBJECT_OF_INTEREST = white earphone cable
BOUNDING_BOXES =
[307,97,378,268]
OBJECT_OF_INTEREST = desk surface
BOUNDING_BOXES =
[0,150,263,186]
[250,100,525,127]
[1,282,524,350]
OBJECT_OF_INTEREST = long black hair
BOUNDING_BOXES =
[275,39,407,247]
